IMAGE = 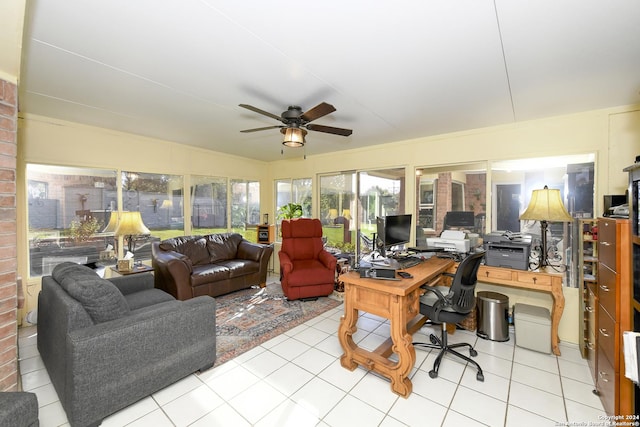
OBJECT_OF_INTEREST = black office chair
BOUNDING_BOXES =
[414,250,486,381]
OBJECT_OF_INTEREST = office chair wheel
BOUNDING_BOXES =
[429,370,438,379]
[469,349,478,357]
[476,372,484,382]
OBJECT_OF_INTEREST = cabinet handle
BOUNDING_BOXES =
[601,241,611,246]
[600,285,609,292]
[585,306,594,313]
[599,328,610,337]
[599,371,609,382]
[586,342,595,350]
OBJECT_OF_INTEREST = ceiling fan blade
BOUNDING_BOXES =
[239,104,284,122]
[306,124,353,137]
[301,102,336,122]
[240,125,283,133]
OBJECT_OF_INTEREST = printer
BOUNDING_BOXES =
[483,231,532,271]
[426,230,471,253]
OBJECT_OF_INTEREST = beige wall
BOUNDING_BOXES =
[0,0,25,83]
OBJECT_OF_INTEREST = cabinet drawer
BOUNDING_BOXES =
[596,347,617,416]
[515,271,552,286]
[597,307,617,369]
[598,218,617,270]
[598,263,617,318]
[478,266,512,281]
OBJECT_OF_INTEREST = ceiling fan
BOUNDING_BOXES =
[239,102,352,148]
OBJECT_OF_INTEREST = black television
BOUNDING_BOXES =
[376,214,412,257]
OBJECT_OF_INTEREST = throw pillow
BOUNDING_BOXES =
[52,262,130,323]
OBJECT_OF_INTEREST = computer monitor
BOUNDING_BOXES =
[376,214,412,257]
[443,211,475,230]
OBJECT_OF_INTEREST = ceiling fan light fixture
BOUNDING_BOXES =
[281,127,307,147]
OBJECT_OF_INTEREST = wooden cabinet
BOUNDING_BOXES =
[256,224,275,244]
[577,219,598,377]
[595,218,632,416]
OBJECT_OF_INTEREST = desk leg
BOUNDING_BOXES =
[550,282,565,356]
[338,295,359,371]
[387,294,415,397]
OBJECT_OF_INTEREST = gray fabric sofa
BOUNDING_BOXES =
[37,262,216,427]
[0,392,38,427]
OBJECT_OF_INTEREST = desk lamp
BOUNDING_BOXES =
[114,211,150,256]
[519,185,573,270]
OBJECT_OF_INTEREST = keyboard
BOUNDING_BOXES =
[394,257,422,269]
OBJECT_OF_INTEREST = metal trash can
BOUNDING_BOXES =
[476,291,509,342]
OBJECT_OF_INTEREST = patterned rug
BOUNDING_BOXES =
[214,282,342,366]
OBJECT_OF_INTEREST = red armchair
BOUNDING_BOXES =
[279,218,337,300]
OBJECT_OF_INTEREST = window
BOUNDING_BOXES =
[319,168,405,258]
[191,176,227,233]
[275,178,312,238]
[230,179,260,240]
[27,164,117,277]
[121,171,184,258]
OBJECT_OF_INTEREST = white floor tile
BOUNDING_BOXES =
[152,374,203,406]
[162,384,224,427]
[411,369,458,407]
[511,362,563,396]
[203,364,260,401]
[38,401,68,427]
[349,371,400,414]
[561,376,604,411]
[315,334,343,358]
[228,381,288,425]
[565,398,609,424]
[29,382,59,408]
[323,394,386,427]
[459,365,510,402]
[291,325,330,346]
[269,336,312,360]
[442,409,489,427]
[126,408,175,427]
[293,346,336,375]
[558,357,594,384]
[264,362,315,396]
[291,377,346,418]
[505,405,557,427]
[189,402,251,427]
[513,346,559,374]
[102,396,158,426]
[508,381,567,423]
[317,359,367,393]
[241,349,288,378]
[21,368,51,391]
[388,391,448,426]
[254,398,319,427]
[449,385,507,426]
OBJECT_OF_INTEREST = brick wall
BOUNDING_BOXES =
[0,78,18,392]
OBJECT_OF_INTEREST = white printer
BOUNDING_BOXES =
[426,230,471,253]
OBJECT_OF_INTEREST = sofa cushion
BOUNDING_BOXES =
[159,235,203,253]
[52,262,130,323]
[181,238,210,266]
[206,233,242,262]
[191,264,230,287]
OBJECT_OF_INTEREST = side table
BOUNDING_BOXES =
[109,264,153,277]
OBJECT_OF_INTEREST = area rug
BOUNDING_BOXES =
[214,282,342,366]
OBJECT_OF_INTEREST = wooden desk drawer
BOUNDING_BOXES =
[597,307,617,368]
[598,264,617,318]
[479,266,512,281]
[515,271,552,286]
[598,218,617,270]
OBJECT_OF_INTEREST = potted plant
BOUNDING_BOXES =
[277,203,303,220]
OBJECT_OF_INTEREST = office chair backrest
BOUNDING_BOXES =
[448,250,485,314]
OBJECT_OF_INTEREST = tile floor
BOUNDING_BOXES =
[19,305,608,427]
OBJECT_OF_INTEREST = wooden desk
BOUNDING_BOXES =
[472,265,565,356]
[338,257,454,398]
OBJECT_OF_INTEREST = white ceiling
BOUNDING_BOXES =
[19,0,640,162]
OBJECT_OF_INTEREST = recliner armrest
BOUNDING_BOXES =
[278,251,293,273]
[318,250,337,270]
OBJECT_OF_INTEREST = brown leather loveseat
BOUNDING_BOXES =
[152,233,273,300]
